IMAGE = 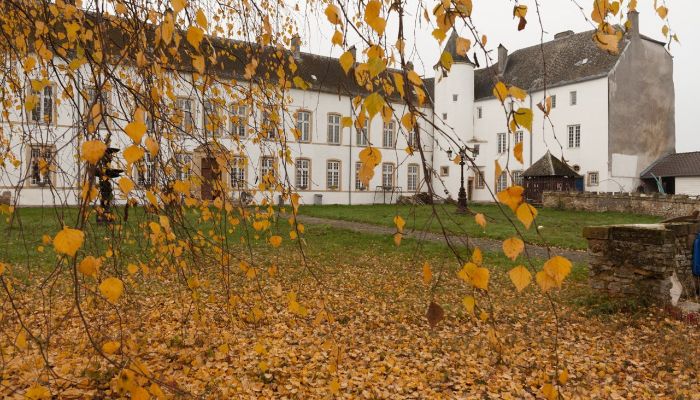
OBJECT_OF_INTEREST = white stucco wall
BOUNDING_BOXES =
[675,177,700,196]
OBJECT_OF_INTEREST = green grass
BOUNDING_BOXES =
[297,203,659,250]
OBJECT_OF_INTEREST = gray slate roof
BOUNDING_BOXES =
[640,152,700,178]
[474,29,626,100]
[523,151,581,178]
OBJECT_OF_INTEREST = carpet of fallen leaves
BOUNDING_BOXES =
[2,248,699,399]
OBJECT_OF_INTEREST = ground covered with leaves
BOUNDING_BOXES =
[1,223,698,399]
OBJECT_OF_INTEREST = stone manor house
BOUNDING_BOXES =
[0,11,674,206]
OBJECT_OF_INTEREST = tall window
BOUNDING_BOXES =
[176,98,194,133]
[327,114,341,144]
[477,106,483,119]
[514,131,524,144]
[231,156,247,189]
[137,153,155,187]
[569,91,577,106]
[355,162,366,190]
[551,94,557,108]
[261,110,278,139]
[29,145,54,186]
[326,160,340,190]
[175,153,192,181]
[407,130,418,148]
[382,121,395,148]
[261,156,275,178]
[496,171,508,192]
[512,170,524,186]
[381,163,394,188]
[587,171,599,186]
[475,168,485,189]
[296,110,311,142]
[568,124,581,148]
[230,104,248,137]
[497,132,507,154]
[473,144,480,156]
[407,164,419,191]
[203,100,224,137]
[356,120,369,146]
[31,85,53,124]
[295,158,310,190]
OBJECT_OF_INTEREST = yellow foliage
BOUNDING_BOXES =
[78,256,101,277]
[502,237,524,261]
[516,202,537,230]
[508,265,532,292]
[99,277,125,303]
[54,227,85,257]
[421,262,432,285]
[81,140,107,164]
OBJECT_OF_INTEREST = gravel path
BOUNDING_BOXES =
[297,215,590,264]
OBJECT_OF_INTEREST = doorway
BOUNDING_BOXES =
[201,157,221,200]
[467,178,474,201]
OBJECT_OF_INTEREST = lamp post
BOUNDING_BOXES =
[447,146,471,214]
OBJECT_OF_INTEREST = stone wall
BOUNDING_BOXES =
[583,222,699,303]
[544,191,700,218]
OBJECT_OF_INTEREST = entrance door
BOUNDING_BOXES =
[467,178,474,200]
[201,157,221,200]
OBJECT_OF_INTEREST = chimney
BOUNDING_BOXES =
[497,44,508,75]
[291,34,301,59]
[554,30,574,39]
[628,10,640,39]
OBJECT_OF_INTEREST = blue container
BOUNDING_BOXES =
[693,234,700,276]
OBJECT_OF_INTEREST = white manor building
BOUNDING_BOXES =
[0,11,674,207]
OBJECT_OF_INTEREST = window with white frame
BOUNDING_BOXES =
[512,170,524,186]
[230,104,248,137]
[29,145,54,186]
[407,130,418,148]
[452,94,458,102]
[137,153,156,187]
[550,94,557,108]
[231,156,247,189]
[382,121,395,148]
[381,163,395,188]
[473,144,480,156]
[568,124,581,148]
[296,110,311,142]
[295,158,310,189]
[175,152,192,181]
[176,98,194,133]
[475,167,485,188]
[407,163,419,191]
[203,100,224,137]
[587,171,599,186]
[326,160,340,190]
[356,120,369,146]
[477,106,483,119]
[327,113,341,144]
[514,130,524,144]
[497,132,507,154]
[261,156,275,178]
[355,162,366,190]
[31,85,54,124]
[261,110,278,139]
[569,91,577,106]
[496,171,508,192]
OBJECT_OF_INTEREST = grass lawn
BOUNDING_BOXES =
[297,203,660,250]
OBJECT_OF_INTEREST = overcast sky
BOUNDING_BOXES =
[298,0,697,152]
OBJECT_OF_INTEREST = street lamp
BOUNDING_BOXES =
[447,146,472,214]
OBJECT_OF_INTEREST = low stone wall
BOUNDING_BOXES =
[543,191,700,218]
[583,222,699,303]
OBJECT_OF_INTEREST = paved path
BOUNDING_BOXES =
[297,215,590,264]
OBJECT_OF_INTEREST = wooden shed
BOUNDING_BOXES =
[523,151,582,204]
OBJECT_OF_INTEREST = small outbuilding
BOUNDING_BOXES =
[523,151,583,204]
[640,152,700,195]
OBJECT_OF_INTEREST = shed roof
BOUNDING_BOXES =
[523,151,581,177]
[640,152,700,178]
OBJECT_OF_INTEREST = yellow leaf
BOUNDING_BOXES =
[495,160,503,182]
[16,330,27,350]
[513,107,533,133]
[394,215,405,233]
[462,296,475,315]
[331,30,343,46]
[131,387,150,400]
[123,145,145,164]
[339,51,354,74]
[78,256,101,277]
[471,247,483,265]
[393,73,405,99]
[364,0,386,35]
[407,70,422,86]
[509,85,527,101]
[81,140,107,165]
[102,340,120,354]
[542,383,558,400]
[401,112,415,131]
[99,277,124,303]
[118,177,135,195]
[516,202,537,230]
[422,262,432,285]
[493,81,508,103]
[145,136,159,156]
[325,4,342,24]
[364,92,385,120]
[514,142,524,164]
[497,185,524,212]
[270,235,282,248]
[54,227,84,257]
[393,232,402,246]
[502,237,524,261]
[513,4,528,18]
[593,30,621,54]
[25,384,51,400]
[186,26,204,48]
[432,28,446,42]
[340,116,352,128]
[559,368,569,384]
[475,213,486,229]
[293,76,310,90]
[192,54,205,74]
[543,255,572,286]
[127,263,139,274]
[656,5,668,18]
[536,270,557,292]
[440,51,453,71]
[172,0,187,13]
[456,37,471,56]
[196,8,208,29]
[0,262,5,275]
[471,267,489,290]
[329,378,340,394]
[508,265,532,292]
[124,121,146,143]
